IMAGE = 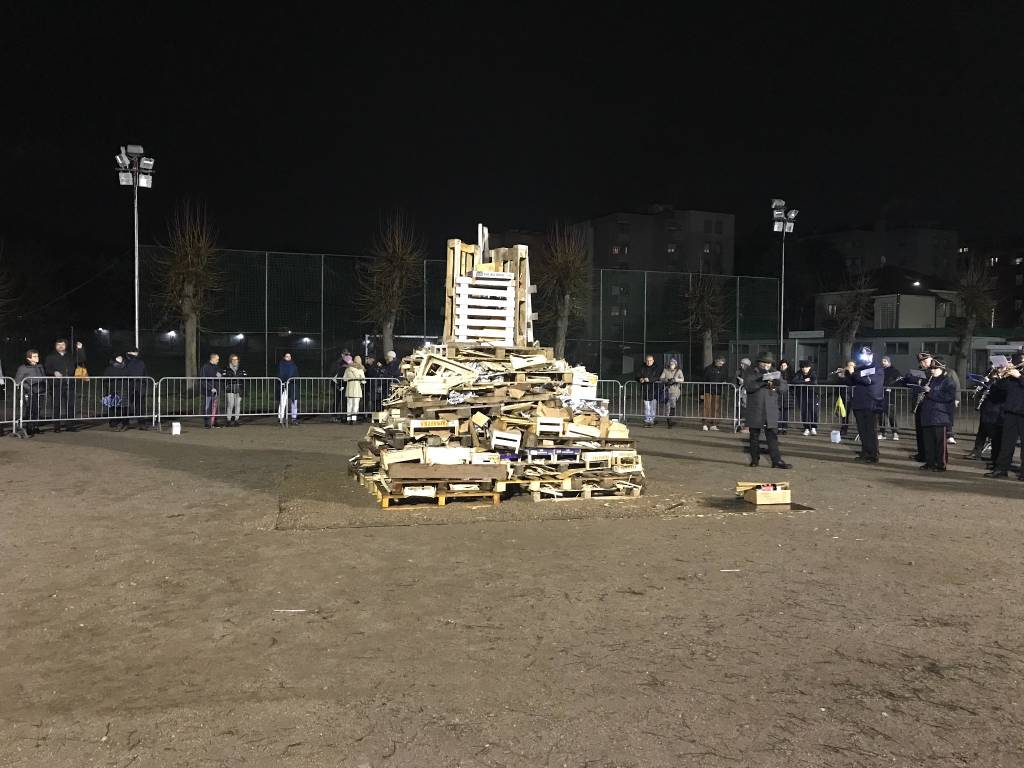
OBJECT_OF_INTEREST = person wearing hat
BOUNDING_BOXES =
[849,346,885,463]
[700,354,728,431]
[124,347,150,430]
[985,351,1024,480]
[742,351,792,469]
[917,359,957,471]
[908,351,936,462]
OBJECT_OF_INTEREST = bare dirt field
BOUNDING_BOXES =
[1,419,1023,767]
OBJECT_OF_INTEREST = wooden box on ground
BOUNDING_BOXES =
[735,481,791,505]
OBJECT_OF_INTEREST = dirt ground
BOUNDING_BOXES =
[1,418,1023,767]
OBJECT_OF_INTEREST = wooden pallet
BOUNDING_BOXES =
[377,488,501,509]
[531,485,642,502]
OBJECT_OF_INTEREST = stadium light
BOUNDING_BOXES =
[234,333,245,341]
[166,330,177,338]
[771,198,799,360]
[113,143,156,350]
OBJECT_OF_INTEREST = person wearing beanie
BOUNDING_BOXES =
[742,351,792,469]
[850,346,885,464]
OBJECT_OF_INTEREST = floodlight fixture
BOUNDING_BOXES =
[771,198,786,209]
[167,330,177,338]
[139,157,155,171]
[773,221,785,232]
[786,209,799,220]
[118,171,134,186]
[773,209,785,220]
[301,336,312,344]
[97,327,107,333]
[784,222,794,233]
[138,174,152,188]
[115,152,130,170]
[125,144,144,157]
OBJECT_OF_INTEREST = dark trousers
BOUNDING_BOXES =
[915,409,925,458]
[23,392,43,432]
[922,425,948,468]
[854,409,879,459]
[995,413,1024,473]
[748,427,783,465]
[878,394,897,435]
[988,424,1003,467]
[54,378,77,422]
[799,396,818,430]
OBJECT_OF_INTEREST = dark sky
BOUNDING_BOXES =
[3,3,1023,263]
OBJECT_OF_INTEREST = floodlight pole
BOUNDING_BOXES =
[779,228,786,360]
[133,164,140,350]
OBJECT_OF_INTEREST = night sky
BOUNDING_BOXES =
[2,4,1023,329]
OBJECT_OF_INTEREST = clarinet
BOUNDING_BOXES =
[913,385,928,415]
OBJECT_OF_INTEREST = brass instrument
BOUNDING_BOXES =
[992,361,1024,380]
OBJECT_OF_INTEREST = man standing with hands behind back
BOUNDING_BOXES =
[44,338,86,432]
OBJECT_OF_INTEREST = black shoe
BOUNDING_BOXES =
[919,464,935,471]
[772,462,793,469]
[985,470,1008,478]
[749,459,759,467]
[964,451,979,460]
[855,456,879,463]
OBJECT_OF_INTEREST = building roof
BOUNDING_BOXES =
[816,265,954,297]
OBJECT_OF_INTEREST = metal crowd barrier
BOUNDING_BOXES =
[289,376,401,421]
[596,379,624,421]
[623,380,740,429]
[157,377,284,426]
[1,377,15,434]
[16,376,157,431]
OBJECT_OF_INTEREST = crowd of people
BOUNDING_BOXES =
[635,347,1024,477]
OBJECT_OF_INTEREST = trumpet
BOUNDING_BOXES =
[992,362,1024,379]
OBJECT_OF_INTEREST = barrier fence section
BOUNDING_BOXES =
[289,376,401,421]
[623,380,740,429]
[17,376,157,429]
[596,380,624,421]
[1,377,15,433]
[157,377,284,426]
[782,384,980,437]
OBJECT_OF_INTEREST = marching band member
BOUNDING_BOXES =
[985,351,1024,480]
[850,346,885,463]
[917,359,956,472]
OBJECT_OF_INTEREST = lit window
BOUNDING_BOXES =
[667,243,676,254]
[990,256,1000,266]
[827,304,837,317]
[611,245,620,256]
[703,242,711,254]
[1015,257,1023,266]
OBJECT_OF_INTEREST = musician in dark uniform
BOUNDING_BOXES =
[917,359,957,471]
[985,351,1024,480]
[742,351,792,469]
[909,351,935,462]
[849,346,885,463]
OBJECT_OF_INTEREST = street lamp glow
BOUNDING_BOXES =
[301,337,312,344]
[234,333,245,341]
[166,330,177,338]
[912,281,921,287]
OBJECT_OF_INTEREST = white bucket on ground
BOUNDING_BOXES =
[171,421,181,436]
[830,429,842,443]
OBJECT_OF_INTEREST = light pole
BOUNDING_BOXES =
[771,199,798,359]
[115,144,155,350]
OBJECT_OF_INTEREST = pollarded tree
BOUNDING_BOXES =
[535,222,589,360]
[952,261,995,383]
[686,273,728,369]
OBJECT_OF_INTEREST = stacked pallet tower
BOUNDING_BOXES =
[350,232,645,508]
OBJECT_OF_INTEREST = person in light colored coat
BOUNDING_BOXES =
[658,359,685,428]
[342,355,366,423]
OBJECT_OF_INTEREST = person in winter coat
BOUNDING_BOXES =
[15,349,47,437]
[102,354,129,431]
[332,351,351,417]
[124,348,150,429]
[343,355,367,423]
[743,351,792,469]
[199,353,223,428]
[849,346,885,463]
[917,361,957,471]
[777,359,794,433]
[828,360,856,436]
[736,357,752,433]
[658,359,685,428]
[700,355,728,431]
[637,354,662,427]
[970,373,1007,468]
[278,352,300,425]
[878,356,902,440]
[907,351,936,462]
[221,354,248,426]
[380,351,400,380]
[795,360,819,435]
[44,338,86,431]
[985,351,1024,480]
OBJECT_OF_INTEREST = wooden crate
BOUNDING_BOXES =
[735,481,792,505]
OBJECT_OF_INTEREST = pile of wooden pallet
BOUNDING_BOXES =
[349,231,645,509]
[349,344,644,508]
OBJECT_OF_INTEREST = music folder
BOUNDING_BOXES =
[859,367,876,377]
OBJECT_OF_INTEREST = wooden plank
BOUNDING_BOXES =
[387,463,506,481]
[453,308,515,318]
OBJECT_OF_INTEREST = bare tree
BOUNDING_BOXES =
[156,201,221,379]
[535,222,588,360]
[828,274,874,361]
[952,261,994,383]
[686,273,728,368]
[358,210,424,355]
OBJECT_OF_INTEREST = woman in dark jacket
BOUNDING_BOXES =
[795,360,819,435]
[777,359,795,433]
[918,362,957,471]
[102,355,129,431]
